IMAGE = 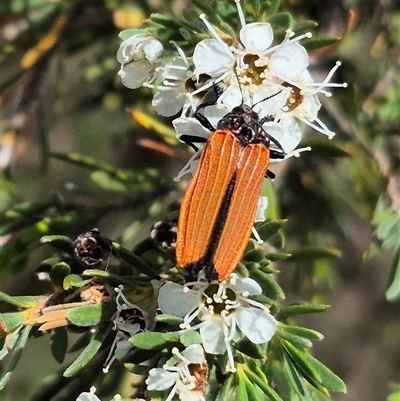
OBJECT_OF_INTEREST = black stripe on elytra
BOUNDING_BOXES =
[185,172,237,281]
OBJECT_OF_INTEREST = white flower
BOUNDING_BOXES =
[276,62,347,138]
[267,117,302,155]
[254,196,268,223]
[146,344,207,401]
[103,286,148,373]
[158,273,277,373]
[76,387,101,401]
[117,34,163,89]
[193,38,235,78]
[149,56,189,117]
[191,0,311,113]
[184,0,346,141]
[136,41,193,117]
[76,388,125,401]
[251,196,269,244]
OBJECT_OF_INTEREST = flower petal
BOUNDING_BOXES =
[203,104,231,127]
[219,85,244,110]
[76,388,101,401]
[265,118,301,153]
[153,89,186,117]
[114,340,132,359]
[237,307,277,343]
[143,39,163,62]
[181,344,205,364]
[199,320,226,354]
[173,117,211,140]
[252,88,288,116]
[161,56,188,81]
[116,34,147,63]
[269,43,309,79]
[146,368,178,391]
[230,274,262,296]
[158,283,198,317]
[254,197,268,222]
[193,39,234,77]
[301,94,321,120]
[240,23,273,53]
[118,61,151,89]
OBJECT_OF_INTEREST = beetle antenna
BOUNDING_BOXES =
[251,90,282,110]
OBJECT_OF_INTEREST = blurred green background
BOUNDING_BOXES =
[1,0,399,400]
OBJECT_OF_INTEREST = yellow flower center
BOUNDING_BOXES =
[282,82,304,111]
[237,54,268,86]
[202,284,236,316]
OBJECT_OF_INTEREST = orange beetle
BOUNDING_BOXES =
[176,100,285,282]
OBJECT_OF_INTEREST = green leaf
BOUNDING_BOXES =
[37,256,62,272]
[91,171,128,192]
[243,365,284,401]
[81,269,146,289]
[288,246,341,261]
[372,200,400,253]
[0,326,31,390]
[0,291,46,309]
[63,326,110,377]
[123,363,150,375]
[262,0,281,15]
[51,153,155,187]
[248,268,285,301]
[214,1,237,20]
[121,347,160,364]
[50,262,71,289]
[1,0,55,13]
[277,329,313,348]
[29,371,69,401]
[50,327,68,363]
[0,312,29,336]
[302,37,341,51]
[218,20,237,38]
[293,20,319,34]
[268,12,294,31]
[113,243,160,279]
[0,339,7,361]
[118,29,148,40]
[129,331,180,350]
[155,314,184,326]
[387,384,400,401]
[241,369,262,401]
[283,340,346,393]
[235,369,249,401]
[386,249,400,302]
[277,304,330,318]
[278,324,323,341]
[254,219,287,241]
[234,337,265,359]
[215,374,234,401]
[191,0,218,21]
[179,331,202,347]
[150,13,186,30]
[5,200,53,219]
[40,235,75,255]
[66,304,114,327]
[373,203,400,241]
[281,348,314,401]
[63,274,85,290]
[243,248,266,263]
[264,252,291,261]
